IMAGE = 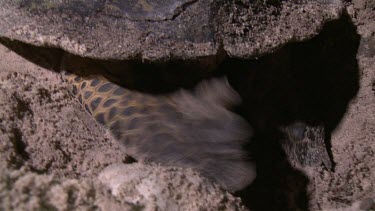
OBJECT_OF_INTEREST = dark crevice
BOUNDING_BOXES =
[9,128,30,165]
[324,127,336,170]
[124,155,137,164]
[12,93,33,119]
[220,12,359,210]
[0,10,360,211]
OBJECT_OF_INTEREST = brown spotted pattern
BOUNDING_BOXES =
[64,72,166,133]
[62,71,256,192]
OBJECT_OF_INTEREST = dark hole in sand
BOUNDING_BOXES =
[223,12,360,210]
[9,127,30,167]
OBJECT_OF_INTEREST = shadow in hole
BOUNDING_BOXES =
[0,37,219,94]
[0,38,64,72]
[220,12,360,210]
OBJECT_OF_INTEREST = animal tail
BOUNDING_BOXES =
[62,70,256,192]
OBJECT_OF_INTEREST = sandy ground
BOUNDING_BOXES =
[0,0,374,210]
[0,44,246,210]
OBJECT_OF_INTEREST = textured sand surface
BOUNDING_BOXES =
[0,0,374,210]
[0,0,344,60]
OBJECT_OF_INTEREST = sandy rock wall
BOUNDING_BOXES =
[307,0,375,210]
